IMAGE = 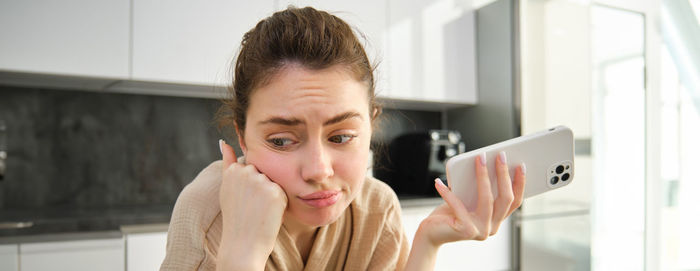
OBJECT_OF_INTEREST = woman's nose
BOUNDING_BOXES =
[301,142,334,183]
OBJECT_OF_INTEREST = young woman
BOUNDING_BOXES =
[160,6,525,271]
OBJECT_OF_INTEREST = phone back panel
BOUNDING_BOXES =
[445,126,575,211]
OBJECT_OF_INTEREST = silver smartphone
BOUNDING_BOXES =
[445,126,575,211]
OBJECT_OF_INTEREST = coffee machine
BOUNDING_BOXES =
[427,130,466,182]
[374,130,465,197]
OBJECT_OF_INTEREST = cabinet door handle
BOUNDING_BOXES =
[0,221,34,230]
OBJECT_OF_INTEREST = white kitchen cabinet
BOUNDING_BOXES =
[387,0,477,104]
[19,238,124,271]
[0,244,19,271]
[126,231,167,271]
[276,1,390,95]
[131,0,275,86]
[402,203,511,270]
[0,0,478,108]
[0,0,130,78]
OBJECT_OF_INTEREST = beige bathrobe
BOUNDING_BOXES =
[160,160,410,270]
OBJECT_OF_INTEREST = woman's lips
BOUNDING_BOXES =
[299,190,341,208]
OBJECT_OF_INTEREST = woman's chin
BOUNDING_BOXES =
[288,202,348,228]
[299,209,344,227]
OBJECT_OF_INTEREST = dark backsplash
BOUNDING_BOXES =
[0,86,441,210]
[0,86,228,209]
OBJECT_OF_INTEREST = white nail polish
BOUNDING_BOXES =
[435,178,446,187]
[521,162,527,174]
[218,139,224,156]
[499,151,507,164]
[480,152,487,166]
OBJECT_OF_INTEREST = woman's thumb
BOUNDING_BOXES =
[219,139,236,167]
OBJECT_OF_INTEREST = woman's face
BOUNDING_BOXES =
[239,64,372,228]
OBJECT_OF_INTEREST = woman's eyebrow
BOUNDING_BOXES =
[257,111,362,126]
[258,117,303,126]
[323,111,362,126]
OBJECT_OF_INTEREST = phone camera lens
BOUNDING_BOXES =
[556,165,564,174]
[550,176,559,185]
[562,173,570,181]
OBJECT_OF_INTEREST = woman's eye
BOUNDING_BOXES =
[268,138,294,147]
[329,134,355,144]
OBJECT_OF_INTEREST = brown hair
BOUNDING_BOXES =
[216,6,382,136]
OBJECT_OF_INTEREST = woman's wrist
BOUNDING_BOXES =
[217,231,269,270]
[217,242,267,270]
[413,222,441,255]
[403,223,441,271]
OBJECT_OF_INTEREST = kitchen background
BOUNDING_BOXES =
[1,0,699,270]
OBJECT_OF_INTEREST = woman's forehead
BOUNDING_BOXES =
[247,65,370,119]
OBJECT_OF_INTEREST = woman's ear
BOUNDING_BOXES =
[371,107,381,120]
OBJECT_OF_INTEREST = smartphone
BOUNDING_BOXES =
[445,126,574,211]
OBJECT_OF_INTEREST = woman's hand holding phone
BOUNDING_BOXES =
[405,152,526,271]
[217,140,288,270]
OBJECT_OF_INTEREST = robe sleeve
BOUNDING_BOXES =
[160,161,223,271]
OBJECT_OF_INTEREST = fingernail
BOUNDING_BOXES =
[218,139,224,156]
[480,152,487,166]
[434,178,446,187]
[521,162,527,174]
[499,151,507,164]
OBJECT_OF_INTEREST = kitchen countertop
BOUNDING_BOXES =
[398,196,443,208]
[0,204,172,243]
[0,197,443,244]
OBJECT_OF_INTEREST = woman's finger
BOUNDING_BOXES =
[475,153,494,220]
[433,178,471,221]
[506,163,527,217]
[220,139,237,169]
[490,151,515,235]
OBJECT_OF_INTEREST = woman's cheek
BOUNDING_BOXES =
[334,150,369,189]
[246,151,298,191]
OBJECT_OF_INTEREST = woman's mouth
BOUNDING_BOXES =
[299,190,341,208]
